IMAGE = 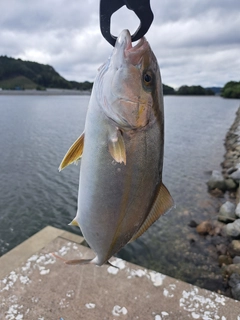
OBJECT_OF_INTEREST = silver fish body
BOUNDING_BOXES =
[59,30,173,266]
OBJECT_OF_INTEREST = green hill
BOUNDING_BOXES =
[221,81,240,99]
[0,56,93,90]
[0,75,37,90]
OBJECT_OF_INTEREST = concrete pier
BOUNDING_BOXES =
[1,226,240,319]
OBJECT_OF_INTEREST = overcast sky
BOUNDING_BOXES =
[1,0,240,88]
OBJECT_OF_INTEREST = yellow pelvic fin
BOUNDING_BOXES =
[108,128,126,165]
[68,218,79,227]
[129,183,174,242]
[59,132,85,171]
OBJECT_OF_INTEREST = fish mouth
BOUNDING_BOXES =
[115,29,149,66]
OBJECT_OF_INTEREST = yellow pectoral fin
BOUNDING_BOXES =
[68,218,79,227]
[59,132,85,171]
[108,128,126,165]
[129,183,174,242]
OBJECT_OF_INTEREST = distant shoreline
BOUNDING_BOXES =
[0,89,91,96]
[0,89,223,97]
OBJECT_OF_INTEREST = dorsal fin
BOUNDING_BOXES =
[129,183,174,242]
[59,132,85,171]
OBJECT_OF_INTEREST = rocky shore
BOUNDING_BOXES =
[196,106,240,300]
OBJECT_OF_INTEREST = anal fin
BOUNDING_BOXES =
[129,183,174,242]
[59,131,85,171]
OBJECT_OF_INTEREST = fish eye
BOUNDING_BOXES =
[143,71,154,90]
[144,73,152,83]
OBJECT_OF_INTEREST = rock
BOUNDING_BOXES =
[209,221,224,236]
[233,256,240,264]
[229,240,240,256]
[225,178,238,190]
[216,243,228,255]
[220,226,228,237]
[207,170,226,191]
[230,169,240,181]
[229,191,237,199]
[206,244,218,260]
[224,220,240,237]
[222,159,234,169]
[229,272,240,287]
[222,264,240,277]
[186,233,198,244]
[209,227,222,236]
[211,235,225,246]
[188,220,198,228]
[227,163,240,174]
[225,150,237,160]
[218,201,236,223]
[231,284,240,300]
[209,188,224,198]
[236,203,240,218]
[218,255,233,266]
[212,219,225,228]
[205,235,212,241]
[196,221,213,235]
[229,273,240,300]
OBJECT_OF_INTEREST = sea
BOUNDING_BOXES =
[0,94,239,292]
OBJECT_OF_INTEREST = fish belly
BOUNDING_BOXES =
[77,95,163,264]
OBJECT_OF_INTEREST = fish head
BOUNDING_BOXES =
[97,29,162,130]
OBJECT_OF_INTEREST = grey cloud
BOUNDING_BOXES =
[151,0,240,24]
[0,0,239,87]
[1,0,96,33]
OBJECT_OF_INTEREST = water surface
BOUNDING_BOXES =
[0,95,239,292]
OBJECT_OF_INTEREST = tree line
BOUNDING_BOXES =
[0,56,239,98]
[162,84,215,96]
[220,81,240,99]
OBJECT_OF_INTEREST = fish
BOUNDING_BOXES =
[58,29,174,266]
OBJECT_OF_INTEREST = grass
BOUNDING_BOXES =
[0,76,38,90]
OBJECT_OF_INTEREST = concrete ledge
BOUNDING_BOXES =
[1,227,240,319]
[0,226,84,279]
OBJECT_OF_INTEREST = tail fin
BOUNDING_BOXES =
[65,259,93,265]
[52,252,118,267]
[51,253,93,265]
